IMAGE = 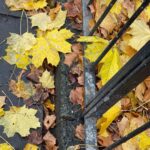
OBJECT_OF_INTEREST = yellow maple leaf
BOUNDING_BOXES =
[97,103,121,137]
[30,29,73,67]
[77,36,108,62]
[39,70,55,89]
[4,32,36,69]
[128,20,150,50]
[5,0,47,11]
[0,143,13,150]
[23,0,47,10]
[30,9,67,31]
[106,0,123,15]
[0,105,40,137]
[30,13,51,31]
[24,143,38,150]
[98,48,121,85]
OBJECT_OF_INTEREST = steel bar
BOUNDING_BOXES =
[93,0,150,66]
[86,50,150,118]
[103,121,150,150]
[89,0,117,36]
[82,0,97,149]
[84,41,150,116]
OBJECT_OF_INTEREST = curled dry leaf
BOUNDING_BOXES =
[135,82,146,102]
[98,135,113,147]
[43,131,57,150]
[69,87,84,106]
[75,124,85,141]
[64,43,82,67]
[77,74,84,85]
[44,114,56,130]
[28,131,43,145]
[27,66,43,83]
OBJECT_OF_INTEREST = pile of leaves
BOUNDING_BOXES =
[0,0,150,149]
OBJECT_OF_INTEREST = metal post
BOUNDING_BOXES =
[82,0,97,149]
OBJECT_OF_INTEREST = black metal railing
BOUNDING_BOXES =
[82,0,150,150]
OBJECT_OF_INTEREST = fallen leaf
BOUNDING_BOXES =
[43,131,57,150]
[5,0,47,11]
[143,89,150,101]
[0,143,13,150]
[121,115,150,150]
[31,29,73,67]
[0,96,6,108]
[39,70,54,89]
[0,106,40,137]
[30,13,51,31]
[28,131,43,145]
[98,48,121,85]
[44,114,56,130]
[98,135,113,147]
[77,36,108,62]
[44,99,55,111]
[9,79,35,100]
[75,124,85,141]
[24,143,38,150]
[97,102,121,137]
[30,9,67,31]
[117,116,129,135]
[26,84,49,105]
[4,32,36,69]
[128,20,150,50]
[64,0,82,19]
[69,87,84,106]
[135,82,146,102]
[77,74,84,85]
[144,76,150,89]
[64,52,78,67]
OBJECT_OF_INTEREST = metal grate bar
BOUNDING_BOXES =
[82,0,97,149]
[84,41,150,117]
[103,121,150,150]
[89,0,117,36]
[93,0,150,67]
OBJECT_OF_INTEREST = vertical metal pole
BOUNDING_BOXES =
[82,0,97,150]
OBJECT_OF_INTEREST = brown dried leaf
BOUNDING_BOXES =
[144,76,150,89]
[77,74,84,85]
[98,135,113,147]
[28,131,43,145]
[143,89,150,101]
[75,124,85,141]
[9,79,35,100]
[117,117,129,136]
[69,87,84,106]
[44,115,56,130]
[64,52,78,67]
[135,83,146,101]
[43,131,57,150]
